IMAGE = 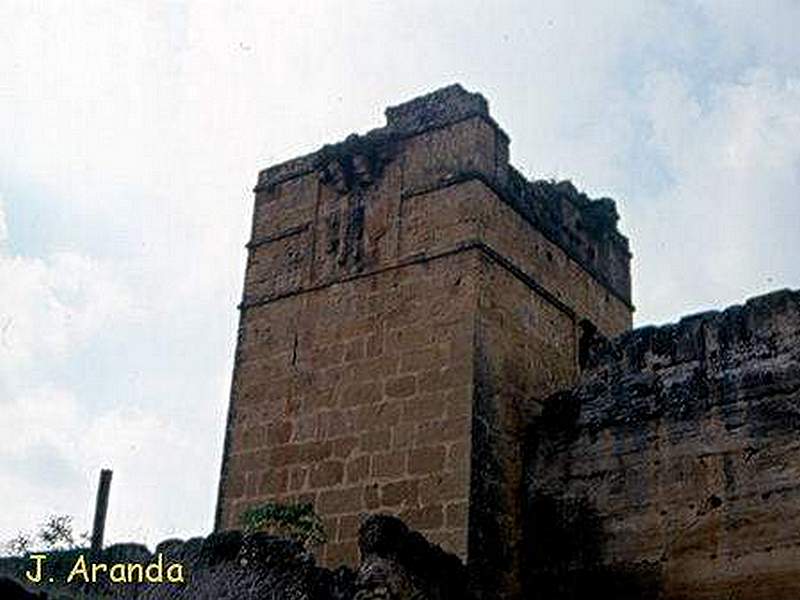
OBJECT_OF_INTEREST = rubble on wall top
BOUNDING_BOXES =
[255,86,622,233]
[506,167,624,248]
[253,84,631,293]
[584,288,800,372]
[255,84,499,190]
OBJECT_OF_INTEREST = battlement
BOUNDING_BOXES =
[584,287,800,374]
[527,287,800,598]
[253,85,631,304]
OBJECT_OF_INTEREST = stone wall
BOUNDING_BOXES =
[524,289,800,599]
[0,515,467,600]
[216,84,633,582]
[219,252,478,566]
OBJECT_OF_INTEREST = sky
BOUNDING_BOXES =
[1,1,799,549]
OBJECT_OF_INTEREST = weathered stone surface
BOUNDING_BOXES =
[10,85,797,600]
[216,82,633,588]
[525,289,800,599]
[355,514,470,600]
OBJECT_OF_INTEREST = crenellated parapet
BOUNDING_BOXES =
[583,287,799,376]
[526,288,800,598]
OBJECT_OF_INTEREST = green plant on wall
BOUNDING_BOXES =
[240,502,327,547]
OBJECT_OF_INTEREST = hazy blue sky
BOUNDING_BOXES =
[1,1,799,548]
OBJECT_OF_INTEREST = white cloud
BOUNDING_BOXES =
[0,383,217,548]
[0,202,134,373]
[629,66,800,323]
[0,187,228,545]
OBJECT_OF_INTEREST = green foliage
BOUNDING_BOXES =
[240,502,327,547]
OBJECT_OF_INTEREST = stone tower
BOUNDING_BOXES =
[215,85,633,597]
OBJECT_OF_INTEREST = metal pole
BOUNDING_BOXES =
[90,469,113,553]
